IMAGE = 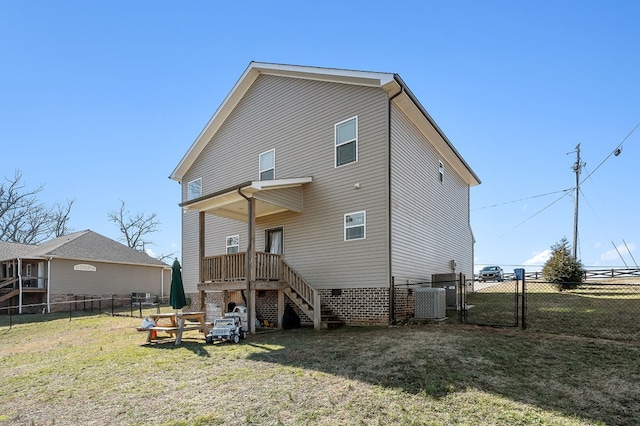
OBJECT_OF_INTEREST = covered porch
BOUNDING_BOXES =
[181,177,323,332]
[0,257,49,313]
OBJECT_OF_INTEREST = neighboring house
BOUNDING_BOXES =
[170,62,480,331]
[0,230,171,314]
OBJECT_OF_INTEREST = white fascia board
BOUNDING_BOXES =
[251,62,396,88]
[248,177,313,191]
[170,64,261,182]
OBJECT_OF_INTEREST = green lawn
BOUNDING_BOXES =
[1,312,638,425]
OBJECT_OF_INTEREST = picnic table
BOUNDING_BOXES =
[137,311,207,345]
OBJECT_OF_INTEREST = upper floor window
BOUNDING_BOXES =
[226,235,239,254]
[335,116,358,167]
[438,161,444,183]
[259,149,275,180]
[188,178,202,200]
[344,211,366,241]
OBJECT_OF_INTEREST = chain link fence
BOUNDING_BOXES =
[0,293,171,330]
[393,274,640,341]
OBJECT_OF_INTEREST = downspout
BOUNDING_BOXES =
[47,257,52,313]
[387,84,403,324]
[17,257,23,314]
[237,188,254,333]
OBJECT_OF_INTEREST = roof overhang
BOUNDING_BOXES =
[180,177,312,221]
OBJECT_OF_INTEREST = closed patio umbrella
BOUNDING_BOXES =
[169,259,187,310]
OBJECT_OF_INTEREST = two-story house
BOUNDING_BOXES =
[170,62,480,332]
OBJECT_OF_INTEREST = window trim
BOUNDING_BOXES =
[226,235,240,254]
[187,178,202,200]
[259,149,275,180]
[344,210,366,241]
[334,116,358,168]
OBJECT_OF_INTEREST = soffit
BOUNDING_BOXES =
[181,177,312,222]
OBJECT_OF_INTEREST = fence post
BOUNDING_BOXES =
[69,301,72,322]
[112,295,115,316]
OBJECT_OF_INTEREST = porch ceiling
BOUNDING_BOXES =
[181,177,312,221]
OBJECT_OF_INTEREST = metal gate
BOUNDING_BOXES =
[461,269,526,328]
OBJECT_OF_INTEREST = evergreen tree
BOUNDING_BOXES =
[542,238,585,291]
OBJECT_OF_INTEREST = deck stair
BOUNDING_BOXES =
[280,260,344,330]
[0,289,19,304]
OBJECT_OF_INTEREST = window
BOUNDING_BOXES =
[438,161,444,183]
[344,211,366,241]
[259,149,275,180]
[226,235,239,254]
[335,116,358,167]
[188,178,202,200]
[26,264,32,277]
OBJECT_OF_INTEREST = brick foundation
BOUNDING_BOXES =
[193,287,391,327]
[319,287,390,326]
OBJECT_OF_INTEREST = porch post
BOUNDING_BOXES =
[247,197,256,333]
[277,289,284,330]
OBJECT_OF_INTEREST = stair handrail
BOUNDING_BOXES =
[280,259,316,308]
[0,277,18,290]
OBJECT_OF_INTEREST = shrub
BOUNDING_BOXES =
[542,238,585,291]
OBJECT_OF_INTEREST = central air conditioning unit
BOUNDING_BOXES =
[415,287,446,320]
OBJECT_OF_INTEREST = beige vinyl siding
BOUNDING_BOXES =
[390,107,474,281]
[181,74,390,291]
[254,187,303,213]
[49,259,168,296]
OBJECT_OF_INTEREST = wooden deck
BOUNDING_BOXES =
[197,251,324,329]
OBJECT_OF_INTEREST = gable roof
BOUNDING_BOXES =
[0,230,168,267]
[170,61,480,186]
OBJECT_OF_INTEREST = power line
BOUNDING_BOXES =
[473,188,571,211]
[580,120,640,184]
[498,190,571,238]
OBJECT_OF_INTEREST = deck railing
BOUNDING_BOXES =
[256,252,281,281]
[200,251,320,329]
[201,252,246,281]
[201,252,284,282]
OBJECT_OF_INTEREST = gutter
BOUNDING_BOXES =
[387,84,403,324]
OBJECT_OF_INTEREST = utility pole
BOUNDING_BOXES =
[571,143,584,260]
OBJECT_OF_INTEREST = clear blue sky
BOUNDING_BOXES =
[1,1,638,272]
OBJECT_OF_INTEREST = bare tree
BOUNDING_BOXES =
[108,200,160,250]
[0,170,74,244]
[155,252,178,263]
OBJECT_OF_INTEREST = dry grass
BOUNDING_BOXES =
[1,312,639,425]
